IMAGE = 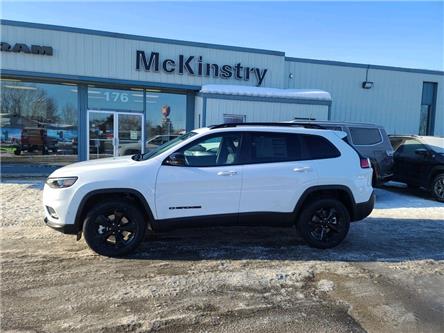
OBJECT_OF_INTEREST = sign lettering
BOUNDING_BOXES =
[136,50,268,86]
[1,42,53,56]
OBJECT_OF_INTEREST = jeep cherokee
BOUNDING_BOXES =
[43,123,375,256]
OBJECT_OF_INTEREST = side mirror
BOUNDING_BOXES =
[415,148,429,157]
[164,152,186,166]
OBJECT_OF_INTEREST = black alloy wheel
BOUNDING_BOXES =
[83,200,146,256]
[432,174,444,202]
[297,199,350,249]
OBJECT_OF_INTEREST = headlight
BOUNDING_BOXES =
[46,177,78,189]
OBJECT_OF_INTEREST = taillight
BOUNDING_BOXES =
[360,158,370,169]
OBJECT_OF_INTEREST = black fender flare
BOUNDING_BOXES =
[74,188,155,232]
[293,185,358,221]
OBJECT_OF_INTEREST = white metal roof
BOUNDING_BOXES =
[200,84,331,101]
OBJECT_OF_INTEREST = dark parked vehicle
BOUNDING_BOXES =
[289,120,394,186]
[14,127,57,155]
[390,135,444,202]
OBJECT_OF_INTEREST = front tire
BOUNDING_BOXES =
[297,199,350,249]
[431,174,444,202]
[82,200,146,256]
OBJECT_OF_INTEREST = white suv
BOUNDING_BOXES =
[43,123,375,256]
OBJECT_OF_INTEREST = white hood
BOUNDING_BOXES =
[49,156,136,177]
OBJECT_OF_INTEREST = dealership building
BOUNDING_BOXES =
[1,20,443,172]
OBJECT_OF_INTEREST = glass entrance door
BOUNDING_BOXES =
[117,113,143,157]
[87,110,144,160]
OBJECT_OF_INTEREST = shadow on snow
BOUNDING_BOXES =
[126,216,444,262]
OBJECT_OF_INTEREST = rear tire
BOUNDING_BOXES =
[82,200,146,257]
[297,198,350,249]
[431,174,444,202]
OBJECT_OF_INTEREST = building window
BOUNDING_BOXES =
[145,91,186,152]
[87,86,144,112]
[223,114,246,124]
[0,79,78,166]
[419,82,437,135]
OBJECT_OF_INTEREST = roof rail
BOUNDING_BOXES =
[209,122,325,130]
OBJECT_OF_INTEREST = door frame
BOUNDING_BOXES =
[86,109,145,160]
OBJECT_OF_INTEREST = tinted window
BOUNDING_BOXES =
[145,91,187,146]
[325,126,342,131]
[350,127,382,145]
[301,135,341,160]
[247,132,339,164]
[179,133,241,167]
[1,79,78,166]
[397,139,427,157]
[88,86,144,111]
[248,133,302,163]
[223,114,246,124]
[390,137,405,151]
[142,132,196,160]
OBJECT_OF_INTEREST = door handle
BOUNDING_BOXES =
[217,171,238,176]
[293,166,312,173]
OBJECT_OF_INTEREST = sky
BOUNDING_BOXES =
[1,1,443,71]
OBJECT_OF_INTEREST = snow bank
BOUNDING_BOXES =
[200,84,331,101]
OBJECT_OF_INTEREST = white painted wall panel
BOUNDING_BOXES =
[2,23,443,136]
[1,25,285,88]
[205,99,328,126]
[285,61,444,135]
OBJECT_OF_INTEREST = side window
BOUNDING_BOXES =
[300,134,341,160]
[248,132,302,163]
[398,139,426,157]
[349,127,382,145]
[325,126,342,131]
[179,133,241,167]
[390,138,405,151]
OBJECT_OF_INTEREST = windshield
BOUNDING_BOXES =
[422,137,444,153]
[140,132,197,160]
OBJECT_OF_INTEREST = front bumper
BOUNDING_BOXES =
[44,217,79,235]
[352,191,375,222]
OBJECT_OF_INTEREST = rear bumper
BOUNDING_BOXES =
[44,217,78,235]
[352,191,375,221]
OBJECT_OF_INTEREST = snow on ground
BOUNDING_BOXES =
[372,182,443,220]
[1,179,443,332]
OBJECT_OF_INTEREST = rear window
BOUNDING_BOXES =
[247,132,340,164]
[349,127,382,145]
[301,135,341,160]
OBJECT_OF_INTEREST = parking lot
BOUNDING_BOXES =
[1,179,443,333]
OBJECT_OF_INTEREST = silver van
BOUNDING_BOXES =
[289,120,394,186]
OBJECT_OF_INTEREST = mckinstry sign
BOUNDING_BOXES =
[136,51,268,86]
[0,42,53,56]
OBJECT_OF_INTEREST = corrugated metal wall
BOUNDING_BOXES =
[2,22,443,136]
[285,61,444,135]
[204,98,328,126]
[1,24,285,88]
